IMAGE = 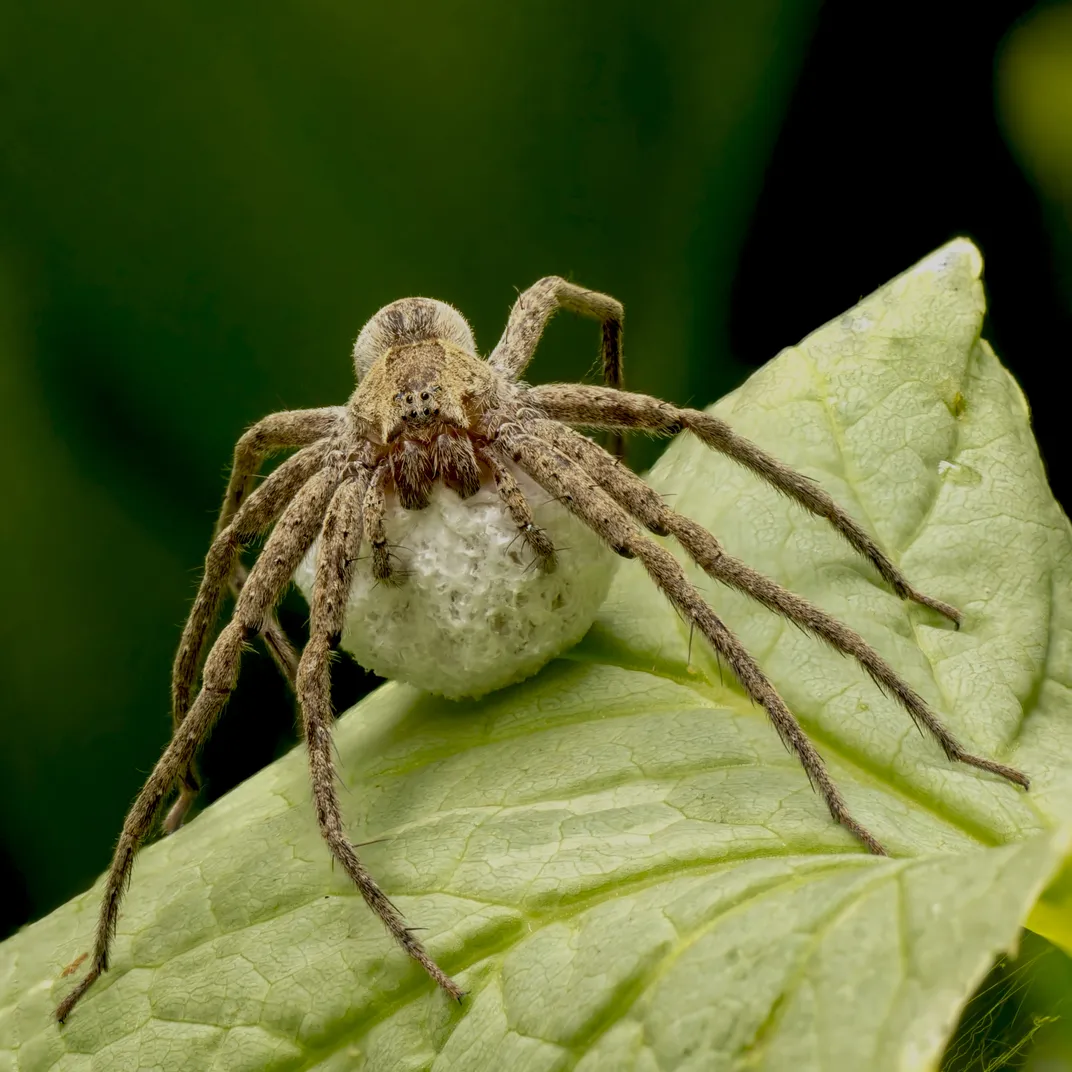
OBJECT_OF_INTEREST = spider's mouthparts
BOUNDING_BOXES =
[387,429,483,506]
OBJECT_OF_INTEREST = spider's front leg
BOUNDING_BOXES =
[211,407,346,686]
[530,418,1028,790]
[166,409,343,830]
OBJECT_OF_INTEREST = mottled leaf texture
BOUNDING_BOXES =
[4,241,1070,1071]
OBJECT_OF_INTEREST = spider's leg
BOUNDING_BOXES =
[218,408,346,530]
[167,443,333,830]
[217,408,346,691]
[497,431,887,857]
[57,467,340,1025]
[171,442,332,728]
[526,384,962,626]
[490,276,625,457]
[534,420,1029,790]
[490,277,623,385]
[296,476,464,1000]
[482,451,556,571]
[231,560,299,681]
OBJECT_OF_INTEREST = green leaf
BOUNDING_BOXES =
[4,240,1071,1071]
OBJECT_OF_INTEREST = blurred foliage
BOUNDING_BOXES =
[998,2,1072,295]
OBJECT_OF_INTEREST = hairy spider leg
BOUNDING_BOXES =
[210,407,346,690]
[61,275,1032,1027]
[296,475,464,1000]
[526,384,964,626]
[484,452,557,571]
[363,461,395,583]
[166,442,334,831]
[497,429,888,854]
[229,560,300,686]
[533,418,1028,788]
[217,409,346,530]
[491,276,625,457]
[55,467,341,1024]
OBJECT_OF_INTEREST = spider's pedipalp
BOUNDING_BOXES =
[391,439,435,510]
[526,384,964,626]
[362,461,395,583]
[434,432,481,499]
[497,429,887,857]
[296,475,464,1000]
[58,465,341,1024]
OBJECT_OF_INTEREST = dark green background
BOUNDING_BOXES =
[2,2,1070,1064]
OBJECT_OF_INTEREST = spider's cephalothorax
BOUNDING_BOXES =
[350,299,502,511]
[56,277,1030,1024]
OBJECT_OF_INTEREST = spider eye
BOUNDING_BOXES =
[420,391,430,401]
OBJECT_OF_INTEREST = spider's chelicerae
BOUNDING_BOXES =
[56,277,1029,1022]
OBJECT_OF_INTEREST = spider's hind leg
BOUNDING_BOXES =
[535,420,1028,791]
[499,430,888,856]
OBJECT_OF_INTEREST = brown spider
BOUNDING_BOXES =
[55,277,1030,1022]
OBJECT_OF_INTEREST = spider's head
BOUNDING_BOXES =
[350,297,497,442]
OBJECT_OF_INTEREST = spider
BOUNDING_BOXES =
[56,276,1030,1022]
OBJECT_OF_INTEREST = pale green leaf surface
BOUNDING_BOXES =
[3,240,1070,1071]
